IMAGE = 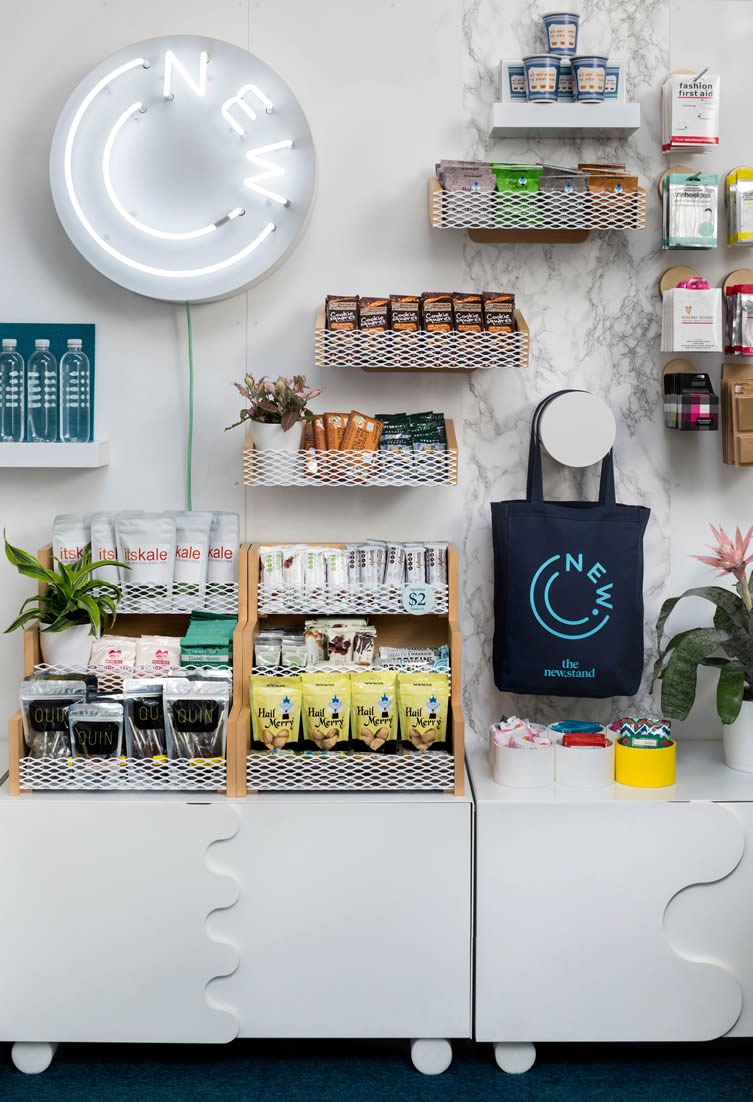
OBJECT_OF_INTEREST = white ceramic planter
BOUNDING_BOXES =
[251,421,302,452]
[723,700,753,772]
[554,739,615,788]
[39,624,93,668]
[490,737,555,788]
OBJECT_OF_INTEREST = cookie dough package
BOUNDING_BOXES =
[163,678,230,760]
[116,514,177,607]
[250,675,302,751]
[173,511,212,612]
[398,673,450,753]
[350,670,398,753]
[300,672,351,752]
[20,681,86,758]
[124,678,168,759]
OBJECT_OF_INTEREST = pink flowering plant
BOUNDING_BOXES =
[653,525,753,724]
[227,375,321,433]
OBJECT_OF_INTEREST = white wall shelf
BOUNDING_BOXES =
[0,441,109,468]
[488,102,641,140]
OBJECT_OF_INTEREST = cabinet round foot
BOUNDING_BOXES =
[410,1038,453,1075]
[11,1042,59,1074]
[494,1042,536,1074]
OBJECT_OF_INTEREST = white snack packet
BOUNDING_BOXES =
[89,513,118,584]
[207,512,240,587]
[173,511,213,612]
[116,513,177,608]
[135,635,181,672]
[52,513,90,566]
[90,635,137,671]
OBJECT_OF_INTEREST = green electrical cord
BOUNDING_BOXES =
[185,301,194,512]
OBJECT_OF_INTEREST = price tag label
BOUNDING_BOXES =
[402,584,436,616]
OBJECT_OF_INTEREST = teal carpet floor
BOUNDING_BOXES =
[1,1039,752,1101]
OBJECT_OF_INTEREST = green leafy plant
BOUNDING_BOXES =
[653,525,753,725]
[226,374,322,432]
[4,536,128,637]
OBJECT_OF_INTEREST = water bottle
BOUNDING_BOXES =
[59,338,91,443]
[26,339,58,443]
[0,339,25,442]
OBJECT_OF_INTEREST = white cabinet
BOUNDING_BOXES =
[468,740,753,1071]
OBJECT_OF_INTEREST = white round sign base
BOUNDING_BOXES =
[49,36,316,303]
[539,392,616,468]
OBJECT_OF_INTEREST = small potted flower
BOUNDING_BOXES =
[653,524,753,771]
[227,374,321,453]
[4,536,127,668]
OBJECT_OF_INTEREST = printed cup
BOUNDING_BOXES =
[543,11,580,56]
[523,55,562,103]
[571,55,608,102]
[557,59,574,101]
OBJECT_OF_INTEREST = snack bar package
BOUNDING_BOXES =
[300,671,351,751]
[350,670,398,753]
[250,675,302,752]
[398,672,450,752]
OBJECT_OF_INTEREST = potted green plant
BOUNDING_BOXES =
[653,524,753,771]
[227,374,321,453]
[4,537,127,668]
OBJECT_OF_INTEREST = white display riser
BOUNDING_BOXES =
[467,739,753,1074]
[0,771,472,1075]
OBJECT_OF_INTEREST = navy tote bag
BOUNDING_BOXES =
[492,393,650,698]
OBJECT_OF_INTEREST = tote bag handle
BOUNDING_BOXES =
[526,390,616,506]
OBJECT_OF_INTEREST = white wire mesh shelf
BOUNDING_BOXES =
[243,444,458,487]
[256,583,450,616]
[115,582,238,616]
[429,178,648,232]
[314,311,528,371]
[246,750,455,791]
[33,662,232,695]
[251,661,452,693]
[18,756,227,792]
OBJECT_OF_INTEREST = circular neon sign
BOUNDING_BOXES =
[49,35,316,303]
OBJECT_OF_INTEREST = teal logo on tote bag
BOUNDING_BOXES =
[529,552,613,641]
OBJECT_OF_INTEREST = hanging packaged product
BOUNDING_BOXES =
[116,513,177,608]
[172,511,212,612]
[20,680,86,758]
[662,173,717,249]
[163,678,230,761]
[662,72,720,151]
[300,671,351,751]
[725,285,753,355]
[350,670,398,753]
[661,280,723,353]
[123,679,168,759]
[397,672,450,753]
[68,701,124,759]
[727,168,753,246]
[207,512,240,605]
[250,674,302,751]
[663,371,718,431]
[52,512,90,565]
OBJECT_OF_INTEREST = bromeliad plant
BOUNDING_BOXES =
[653,524,753,725]
[227,374,322,432]
[4,537,127,637]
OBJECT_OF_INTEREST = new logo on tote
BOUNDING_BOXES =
[528,552,613,641]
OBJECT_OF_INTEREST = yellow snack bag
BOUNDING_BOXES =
[301,672,351,751]
[249,675,301,751]
[397,673,450,752]
[350,670,397,753]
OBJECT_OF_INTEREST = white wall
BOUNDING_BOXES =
[0,0,749,749]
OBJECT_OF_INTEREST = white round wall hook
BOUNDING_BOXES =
[539,391,616,468]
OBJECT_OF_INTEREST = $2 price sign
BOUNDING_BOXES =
[402,584,436,616]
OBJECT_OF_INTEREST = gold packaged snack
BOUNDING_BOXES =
[421,292,454,333]
[250,675,301,751]
[350,670,398,753]
[340,411,384,452]
[325,294,358,330]
[301,672,351,751]
[398,673,450,752]
[312,415,327,453]
[324,413,349,450]
[390,295,420,332]
[359,297,390,333]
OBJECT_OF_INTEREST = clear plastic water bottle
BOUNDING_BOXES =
[26,339,58,443]
[59,338,91,443]
[0,339,25,442]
